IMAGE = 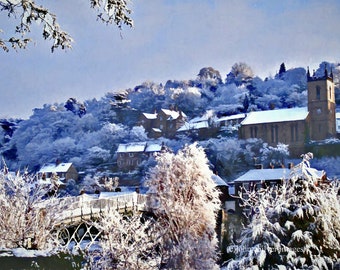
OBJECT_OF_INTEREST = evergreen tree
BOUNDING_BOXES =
[279,62,287,77]
[226,153,340,269]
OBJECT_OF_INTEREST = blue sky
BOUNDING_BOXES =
[1,0,340,119]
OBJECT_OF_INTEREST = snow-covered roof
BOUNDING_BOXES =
[216,113,246,122]
[143,113,157,120]
[241,107,308,125]
[177,120,209,132]
[145,144,162,152]
[117,142,163,153]
[161,109,180,120]
[234,168,291,183]
[212,174,228,186]
[39,163,73,173]
[190,115,209,123]
[117,142,146,153]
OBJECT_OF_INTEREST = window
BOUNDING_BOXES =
[129,153,134,157]
[329,86,332,99]
[316,86,321,100]
[290,124,299,142]
[250,126,258,138]
[271,125,278,143]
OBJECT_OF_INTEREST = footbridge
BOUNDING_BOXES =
[39,192,148,250]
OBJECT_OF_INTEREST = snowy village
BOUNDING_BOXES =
[1,1,340,270]
[1,60,340,269]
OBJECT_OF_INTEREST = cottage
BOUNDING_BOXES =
[39,162,78,182]
[116,142,166,171]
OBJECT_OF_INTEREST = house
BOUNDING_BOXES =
[215,113,246,128]
[116,142,166,171]
[239,68,337,157]
[226,168,291,213]
[39,162,78,182]
[226,165,326,213]
[139,108,187,138]
[177,118,213,139]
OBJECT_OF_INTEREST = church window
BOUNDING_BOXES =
[329,86,332,99]
[271,125,278,143]
[250,126,258,138]
[316,86,321,100]
[290,124,299,142]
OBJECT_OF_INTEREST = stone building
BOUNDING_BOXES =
[116,142,166,171]
[139,108,186,138]
[239,68,336,156]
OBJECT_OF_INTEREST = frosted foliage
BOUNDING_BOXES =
[0,0,133,52]
[146,143,220,270]
[5,108,129,170]
[226,153,340,269]
[85,210,161,270]
[0,168,59,250]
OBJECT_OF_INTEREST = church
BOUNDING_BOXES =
[239,68,337,157]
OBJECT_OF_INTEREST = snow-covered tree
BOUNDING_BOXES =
[196,67,223,91]
[0,0,133,52]
[84,210,162,270]
[146,143,221,269]
[0,166,59,250]
[226,153,340,269]
[226,62,254,86]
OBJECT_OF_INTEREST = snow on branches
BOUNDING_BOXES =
[226,153,340,269]
[0,166,60,251]
[0,0,133,52]
[146,143,221,270]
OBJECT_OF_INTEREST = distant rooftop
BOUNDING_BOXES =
[39,162,73,173]
[143,113,157,120]
[216,113,246,122]
[177,120,209,132]
[241,107,308,125]
[117,142,163,153]
[117,142,146,153]
[234,168,291,183]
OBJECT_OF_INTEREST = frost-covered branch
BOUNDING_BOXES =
[146,143,221,269]
[0,0,133,52]
[0,167,60,250]
[226,153,340,269]
[84,210,162,270]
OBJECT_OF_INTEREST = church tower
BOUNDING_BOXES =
[307,67,336,141]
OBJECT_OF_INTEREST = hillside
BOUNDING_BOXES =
[1,61,340,186]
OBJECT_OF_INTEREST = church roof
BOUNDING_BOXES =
[241,107,309,125]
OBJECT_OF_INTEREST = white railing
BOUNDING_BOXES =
[36,192,148,225]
